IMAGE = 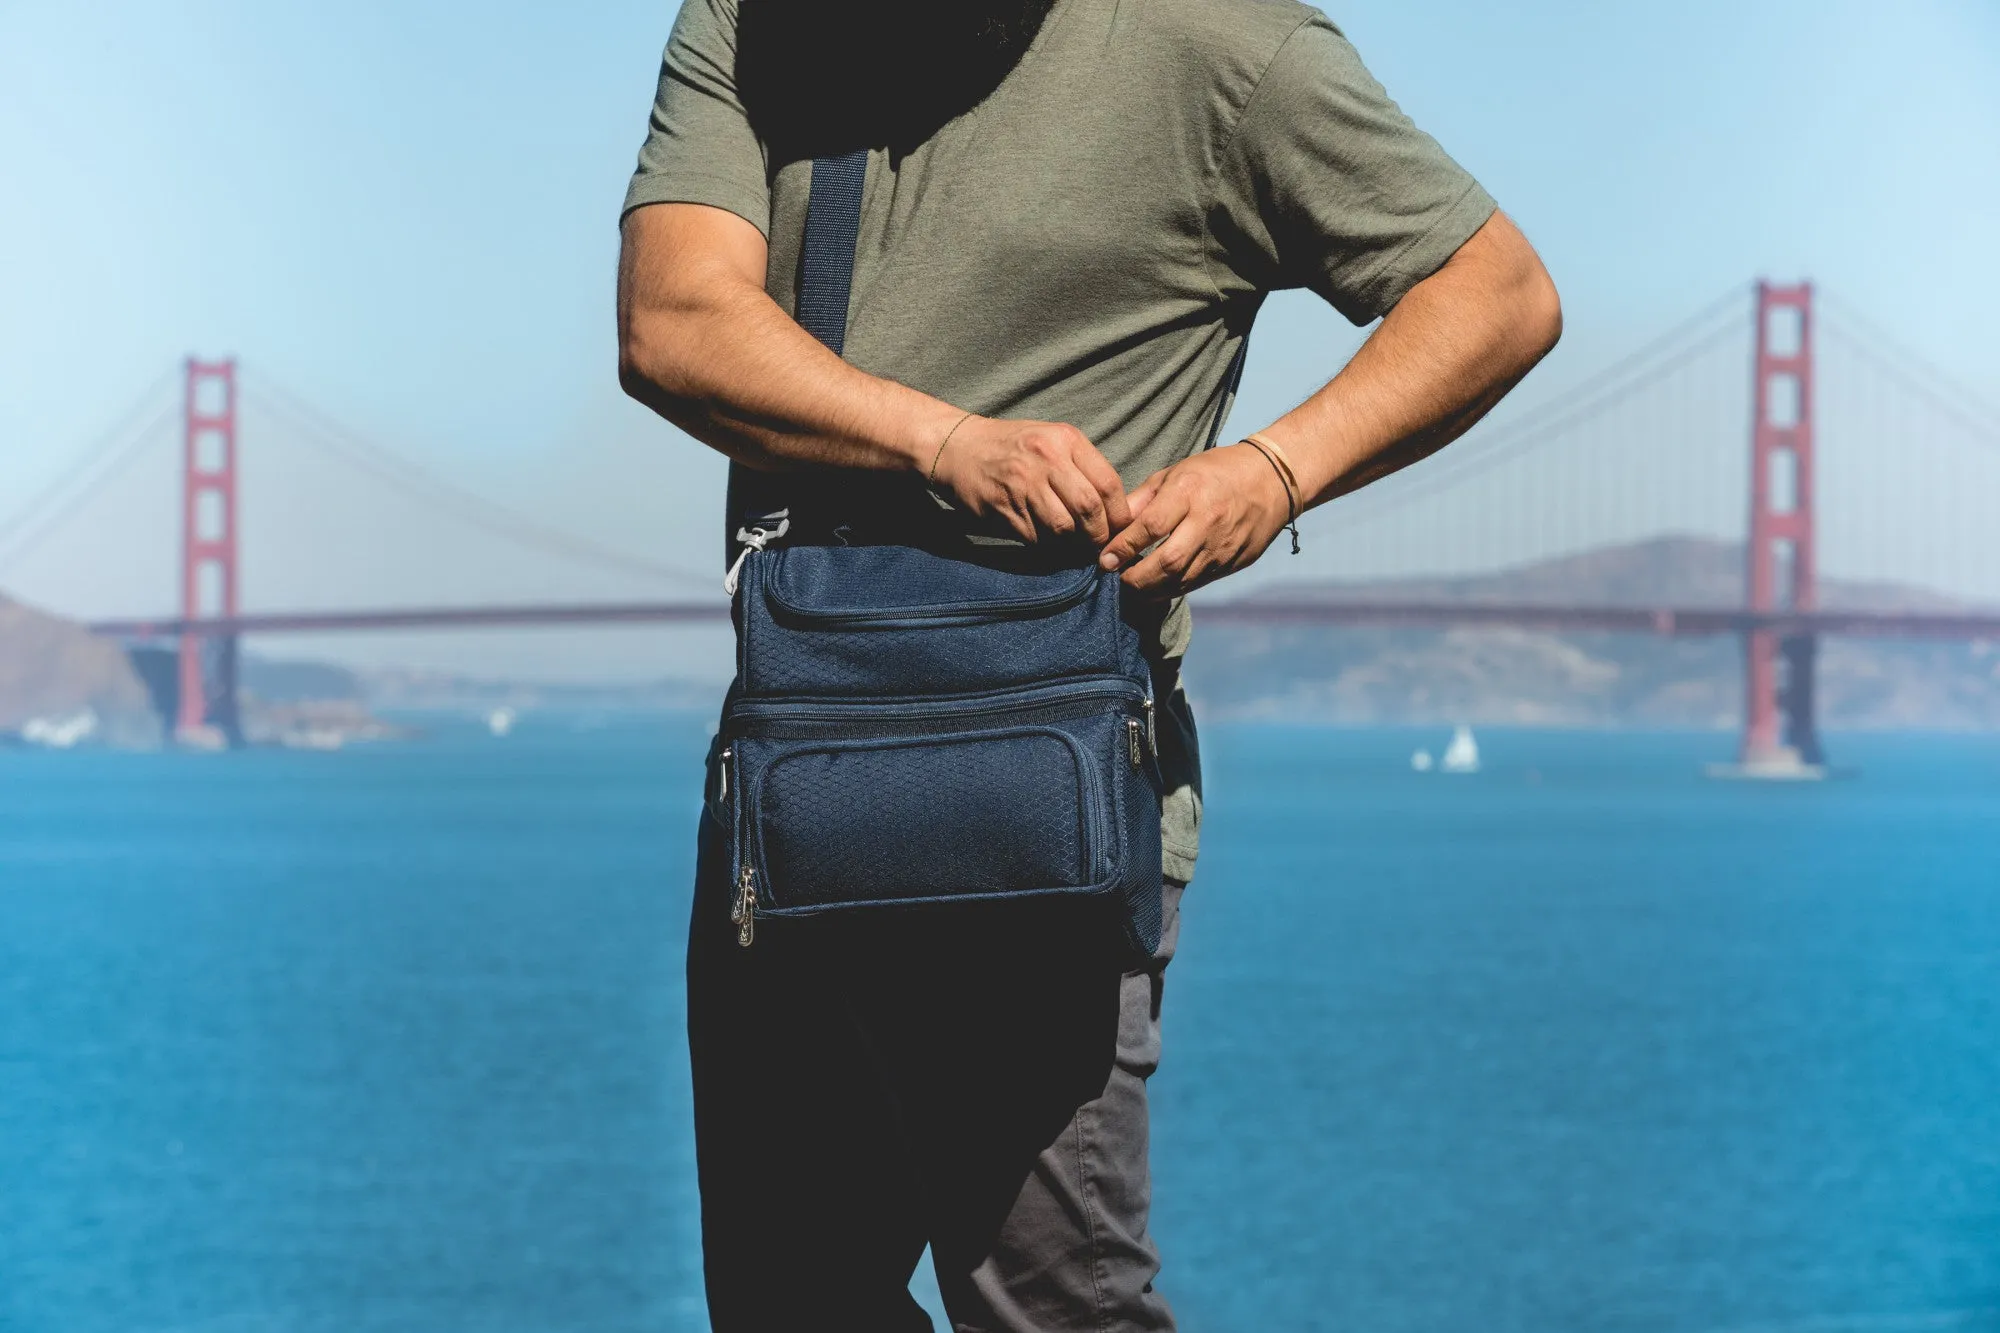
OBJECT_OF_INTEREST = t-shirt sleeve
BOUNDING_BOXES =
[1213,15,1497,324]
[620,0,771,233]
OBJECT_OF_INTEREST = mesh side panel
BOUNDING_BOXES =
[755,731,1088,906]
[1115,742,1165,954]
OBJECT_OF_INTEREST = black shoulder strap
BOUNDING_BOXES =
[723,150,870,563]
[796,151,870,352]
[1204,336,1250,453]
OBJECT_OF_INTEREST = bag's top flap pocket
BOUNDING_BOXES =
[765,544,1098,626]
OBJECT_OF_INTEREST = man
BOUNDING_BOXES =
[617,0,1559,1327]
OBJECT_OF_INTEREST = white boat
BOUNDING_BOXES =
[1439,725,1480,774]
[21,709,99,749]
[487,706,516,738]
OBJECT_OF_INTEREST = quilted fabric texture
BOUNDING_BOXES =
[768,543,1096,619]
[742,545,1139,698]
[757,731,1088,906]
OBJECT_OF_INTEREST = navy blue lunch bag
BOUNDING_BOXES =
[707,151,1183,956]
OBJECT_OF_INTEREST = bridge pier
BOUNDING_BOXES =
[177,358,243,749]
[186,634,243,748]
[1738,628,1823,776]
[1728,282,1826,779]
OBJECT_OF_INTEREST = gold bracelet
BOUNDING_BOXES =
[928,412,974,485]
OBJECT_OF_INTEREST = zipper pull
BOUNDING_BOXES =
[717,746,731,803]
[1127,717,1143,769]
[730,866,757,948]
[1142,697,1158,761]
[722,516,792,596]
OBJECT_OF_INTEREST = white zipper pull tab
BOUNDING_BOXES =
[721,535,763,596]
[721,515,792,596]
[730,865,757,948]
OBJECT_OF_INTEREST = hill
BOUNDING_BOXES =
[1185,537,2000,729]
[0,594,162,747]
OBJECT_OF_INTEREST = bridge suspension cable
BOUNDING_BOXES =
[1280,283,1754,581]
[0,368,179,572]
[240,371,715,591]
[1331,285,1750,522]
[1818,295,2000,449]
[1815,293,2000,604]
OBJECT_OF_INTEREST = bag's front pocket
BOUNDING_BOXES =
[724,684,1156,922]
[751,726,1100,910]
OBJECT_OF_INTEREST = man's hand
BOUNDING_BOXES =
[931,418,1132,546]
[619,203,1132,548]
[1097,442,1292,596]
[1100,211,1561,596]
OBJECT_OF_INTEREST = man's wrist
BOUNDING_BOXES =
[1239,436,1301,524]
[886,401,978,476]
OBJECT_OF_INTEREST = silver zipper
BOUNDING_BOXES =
[730,866,757,948]
[717,746,732,803]
[1143,696,1157,758]
[1127,718,1144,769]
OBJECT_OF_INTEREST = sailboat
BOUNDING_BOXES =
[1439,725,1480,774]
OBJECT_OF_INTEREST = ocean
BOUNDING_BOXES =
[2,719,1997,1332]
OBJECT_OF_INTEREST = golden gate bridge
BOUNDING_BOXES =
[6,281,1998,775]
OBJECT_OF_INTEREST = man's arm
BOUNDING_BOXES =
[617,203,1131,544]
[1099,211,1562,594]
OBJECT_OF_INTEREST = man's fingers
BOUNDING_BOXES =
[1120,517,1205,595]
[1099,487,1187,570]
[1046,466,1110,545]
[1068,442,1132,535]
[991,493,1040,544]
[1123,471,1168,524]
[1128,472,1168,524]
[1102,484,1133,535]
[1027,485,1077,539]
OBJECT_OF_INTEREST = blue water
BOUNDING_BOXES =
[2,720,1997,1333]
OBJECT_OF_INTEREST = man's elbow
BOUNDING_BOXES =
[616,334,662,407]
[1517,257,1562,360]
[1495,220,1562,359]
[1452,211,1562,364]
[617,315,698,418]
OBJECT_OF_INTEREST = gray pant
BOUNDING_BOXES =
[687,809,1182,1331]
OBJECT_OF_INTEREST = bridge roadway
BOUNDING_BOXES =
[88,601,2000,641]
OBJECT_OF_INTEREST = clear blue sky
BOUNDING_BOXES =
[2,0,1995,680]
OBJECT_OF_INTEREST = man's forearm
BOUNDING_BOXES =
[1095,211,1559,594]
[1259,212,1562,507]
[617,202,1135,545]
[617,204,961,475]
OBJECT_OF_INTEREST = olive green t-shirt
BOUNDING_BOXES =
[624,0,1495,881]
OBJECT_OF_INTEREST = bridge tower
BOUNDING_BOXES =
[1738,282,1822,774]
[177,357,242,748]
